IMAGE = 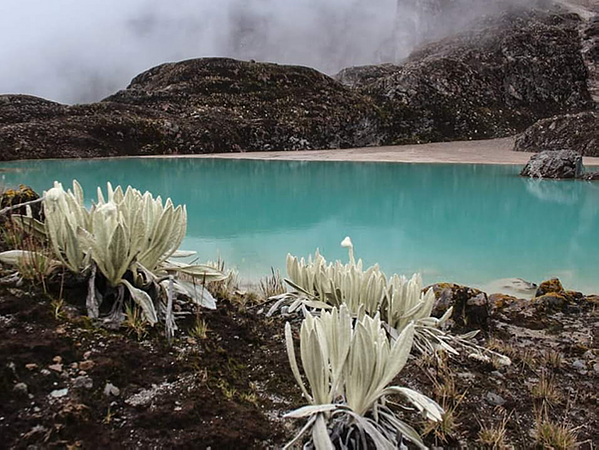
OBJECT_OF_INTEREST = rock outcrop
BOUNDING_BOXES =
[427,283,490,330]
[0,59,384,161]
[520,150,583,178]
[514,111,599,156]
[336,6,594,143]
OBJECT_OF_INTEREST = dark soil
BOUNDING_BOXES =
[0,277,302,449]
[1,269,598,449]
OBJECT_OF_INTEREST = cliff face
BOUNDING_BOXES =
[336,7,594,143]
[0,4,595,161]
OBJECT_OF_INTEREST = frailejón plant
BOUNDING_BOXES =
[0,180,227,333]
[284,305,443,449]
[270,237,510,363]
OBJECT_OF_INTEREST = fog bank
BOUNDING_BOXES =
[0,0,526,104]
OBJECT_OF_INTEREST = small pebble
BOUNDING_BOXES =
[79,360,95,371]
[48,363,63,373]
[83,351,92,360]
[103,383,120,397]
[485,391,506,406]
[40,369,51,376]
[50,388,68,398]
[52,356,62,364]
[72,376,93,390]
[13,383,28,395]
[25,363,38,371]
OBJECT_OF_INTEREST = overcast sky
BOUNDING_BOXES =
[0,0,519,104]
[0,0,403,104]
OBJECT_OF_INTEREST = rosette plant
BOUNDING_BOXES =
[0,180,226,334]
[269,238,510,362]
[284,305,443,449]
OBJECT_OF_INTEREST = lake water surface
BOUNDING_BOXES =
[2,158,598,294]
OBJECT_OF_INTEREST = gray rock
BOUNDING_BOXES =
[485,391,506,406]
[13,382,28,395]
[520,150,583,179]
[572,359,586,370]
[579,172,599,181]
[49,388,68,398]
[72,376,93,390]
[515,111,599,157]
[103,383,120,397]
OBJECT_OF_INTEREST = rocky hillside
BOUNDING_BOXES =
[0,2,596,160]
[514,9,599,157]
[336,5,594,143]
[0,60,383,160]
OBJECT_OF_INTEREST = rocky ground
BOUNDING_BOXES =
[1,0,598,161]
[1,224,597,448]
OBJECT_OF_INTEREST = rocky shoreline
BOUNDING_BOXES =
[1,1,598,162]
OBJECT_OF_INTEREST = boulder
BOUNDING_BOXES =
[0,185,42,219]
[514,111,599,157]
[531,278,577,312]
[427,283,490,329]
[519,150,583,178]
[535,278,564,297]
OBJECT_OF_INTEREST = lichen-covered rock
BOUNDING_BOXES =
[535,278,565,297]
[532,292,570,310]
[0,185,42,219]
[520,150,583,178]
[488,293,520,312]
[336,6,593,143]
[514,111,599,157]
[427,282,490,329]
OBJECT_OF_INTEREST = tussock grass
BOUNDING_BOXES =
[531,372,561,405]
[535,409,579,450]
[123,303,150,341]
[477,409,510,449]
[542,348,563,369]
[206,258,239,299]
[258,268,285,300]
[189,315,209,340]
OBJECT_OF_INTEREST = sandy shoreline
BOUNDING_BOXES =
[140,137,599,166]
[2,137,599,166]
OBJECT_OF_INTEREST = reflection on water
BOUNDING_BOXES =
[1,158,598,294]
[524,178,580,205]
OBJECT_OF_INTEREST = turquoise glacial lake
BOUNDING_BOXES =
[2,158,599,294]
